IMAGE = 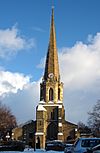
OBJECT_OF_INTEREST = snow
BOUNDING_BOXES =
[0,150,64,153]
[39,101,45,104]
[58,123,62,127]
[37,105,47,111]
[58,105,62,108]
[48,101,54,103]
[58,133,63,135]
[44,104,61,107]
[57,101,62,104]
[35,132,44,135]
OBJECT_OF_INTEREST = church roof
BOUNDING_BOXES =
[64,120,78,127]
[44,8,60,81]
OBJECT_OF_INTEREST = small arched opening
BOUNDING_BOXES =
[58,88,60,100]
[49,88,53,101]
[36,137,40,149]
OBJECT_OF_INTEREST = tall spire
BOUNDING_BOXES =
[44,7,60,81]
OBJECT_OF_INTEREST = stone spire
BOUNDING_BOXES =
[44,7,60,81]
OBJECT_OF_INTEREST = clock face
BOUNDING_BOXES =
[48,73,54,78]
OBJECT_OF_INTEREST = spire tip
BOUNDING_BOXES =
[51,0,54,9]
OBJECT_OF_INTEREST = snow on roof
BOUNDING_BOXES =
[58,132,63,135]
[59,117,62,119]
[37,105,47,111]
[59,105,62,108]
[48,101,54,103]
[18,120,34,127]
[58,123,62,127]
[39,100,45,104]
[44,104,61,107]
[35,132,44,135]
[57,100,62,103]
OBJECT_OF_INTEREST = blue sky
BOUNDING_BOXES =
[0,0,100,124]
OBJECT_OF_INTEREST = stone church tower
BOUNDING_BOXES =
[35,8,77,149]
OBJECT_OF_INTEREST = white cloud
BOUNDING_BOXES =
[0,71,30,96]
[0,26,35,59]
[59,33,100,90]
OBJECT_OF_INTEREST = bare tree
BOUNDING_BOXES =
[0,102,17,139]
[78,121,91,135]
[88,100,100,137]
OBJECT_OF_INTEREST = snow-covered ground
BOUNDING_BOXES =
[0,150,64,153]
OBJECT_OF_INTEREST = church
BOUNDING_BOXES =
[35,8,77,149]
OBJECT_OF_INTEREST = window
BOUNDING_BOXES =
[40,87,43,100]
[49,88,53,101]
[51,112,53,119]
[40,121,41,125]
[81,139,100,148]
[58,88,60,100]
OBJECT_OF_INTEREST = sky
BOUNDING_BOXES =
[0,0,100,124]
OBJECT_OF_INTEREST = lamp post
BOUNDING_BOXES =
[75,128,78,139]
[6,132,10,141]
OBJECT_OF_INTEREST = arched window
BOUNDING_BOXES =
[58,88,60,100]
[51,112,53,119]
[49,88,53,101]
[40,88,43,101]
